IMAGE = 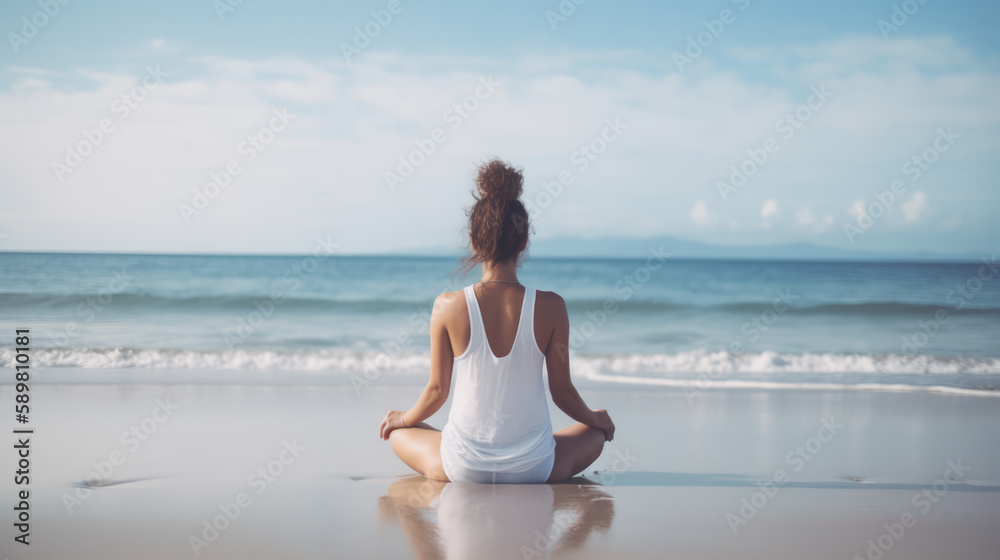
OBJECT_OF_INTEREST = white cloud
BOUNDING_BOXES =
[848,200,866,220]
[901,191,927,223]
[690,200,717,226]
[760,199,779,229]
[821,213,835,230]
[0,34,996,253]
[794,206,815,226]
[795,206,835,233]
[761,199,779,218]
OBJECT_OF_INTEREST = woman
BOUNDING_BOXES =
[379,158,615,483]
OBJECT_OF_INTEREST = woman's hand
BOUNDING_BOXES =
[592,409,615,442]
[379,410,410,441]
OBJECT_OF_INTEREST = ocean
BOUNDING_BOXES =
[1,252,999,394]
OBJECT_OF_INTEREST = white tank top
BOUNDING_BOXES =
[440,285,556,475]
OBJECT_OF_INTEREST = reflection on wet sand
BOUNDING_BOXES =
[379,477,615,560]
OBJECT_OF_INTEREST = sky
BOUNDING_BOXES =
[1,0,998,257]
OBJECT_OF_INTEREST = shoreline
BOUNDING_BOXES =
[8,366,1000,400]
[2,382,998,558]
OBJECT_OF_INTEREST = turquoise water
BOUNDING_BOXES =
[1,252,999,392]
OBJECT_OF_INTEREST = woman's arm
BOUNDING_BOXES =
[380,293,456,440]
[543,293,615,441]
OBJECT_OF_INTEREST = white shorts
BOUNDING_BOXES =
[441,450,556,484]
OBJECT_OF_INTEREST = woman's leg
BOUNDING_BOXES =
[547,423,607,482]
[387,423,450,482]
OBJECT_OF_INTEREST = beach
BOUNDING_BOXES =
[6,0,999,555]
[4,372,999,559]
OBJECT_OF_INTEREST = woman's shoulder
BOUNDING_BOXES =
[533,289,566,312]
[431,288,468,321]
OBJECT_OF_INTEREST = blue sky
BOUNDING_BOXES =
[1,0,998,257]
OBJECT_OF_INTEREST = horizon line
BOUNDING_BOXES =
[0,249,984,265]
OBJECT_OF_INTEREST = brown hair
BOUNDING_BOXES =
[462,158,530,269]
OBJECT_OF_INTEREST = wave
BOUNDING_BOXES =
[0,347,431,372]
[572,371,1000,398]
[0,292,432,314]
[570,300,1000,316]
[2,348,999,396]
[771,302,1000,316]
[3,291,998,317]
[573,350,1000,375]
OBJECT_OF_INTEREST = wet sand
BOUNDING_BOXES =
[3,371,1000,559]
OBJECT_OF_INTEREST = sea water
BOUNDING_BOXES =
[1,252,998,393]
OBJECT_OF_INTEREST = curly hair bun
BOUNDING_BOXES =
[464,158,530,268]
[475,159,523,203]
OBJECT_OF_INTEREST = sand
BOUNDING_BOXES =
[3,369,999,559]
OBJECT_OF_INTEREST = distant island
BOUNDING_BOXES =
[399,235,979,262]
